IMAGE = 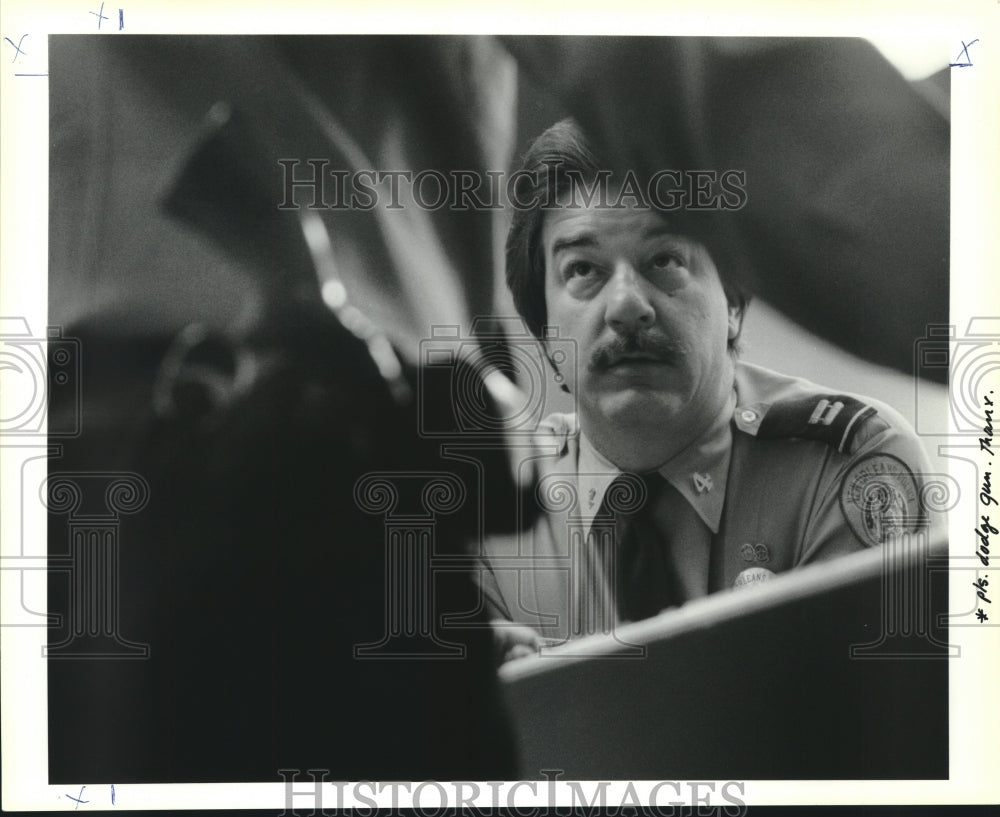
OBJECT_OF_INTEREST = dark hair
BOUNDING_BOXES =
[505,118,749,349]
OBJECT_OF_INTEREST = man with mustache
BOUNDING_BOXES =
[484,120,936,661]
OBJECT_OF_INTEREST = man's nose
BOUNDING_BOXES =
[604,262,655,333]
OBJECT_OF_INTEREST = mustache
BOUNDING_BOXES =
[589,332,683,371]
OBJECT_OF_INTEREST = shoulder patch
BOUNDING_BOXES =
[756,394,879,453]
[838,453,923,547]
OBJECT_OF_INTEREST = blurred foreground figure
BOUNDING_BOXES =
[46,106,519,782]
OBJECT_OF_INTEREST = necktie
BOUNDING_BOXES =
[608,472,679,622]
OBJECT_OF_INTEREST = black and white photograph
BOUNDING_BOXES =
[1,1,997,813]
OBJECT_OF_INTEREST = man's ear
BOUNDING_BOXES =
[727,304,743,341]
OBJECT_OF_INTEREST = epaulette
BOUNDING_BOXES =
[739,394,889,455]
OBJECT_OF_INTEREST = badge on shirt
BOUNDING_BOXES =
[839,453,922,547]
[739,543,770,563]
[692,472,714,493]
[734,567,775,588]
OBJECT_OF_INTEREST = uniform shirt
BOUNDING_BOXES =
[481,361,936,641]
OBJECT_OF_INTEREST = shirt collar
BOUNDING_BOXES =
[577,389,736,536]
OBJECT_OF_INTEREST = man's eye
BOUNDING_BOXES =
[566,261,597,279]
[650,253,681,271]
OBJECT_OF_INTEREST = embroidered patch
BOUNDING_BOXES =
[839,453,922,547]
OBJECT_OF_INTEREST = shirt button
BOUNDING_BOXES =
[740,409,757,423]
